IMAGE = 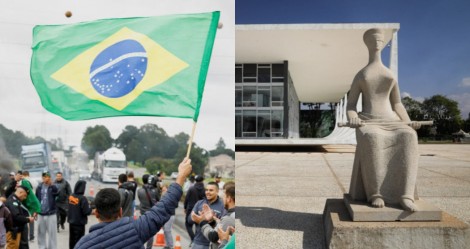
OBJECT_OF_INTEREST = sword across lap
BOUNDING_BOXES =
[337,120,434,128]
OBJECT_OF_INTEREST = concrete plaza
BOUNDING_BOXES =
[236,144,470,248]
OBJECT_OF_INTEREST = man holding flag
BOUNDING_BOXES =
[75,158,192,249]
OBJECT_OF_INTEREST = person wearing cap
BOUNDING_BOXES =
[36,171,59,249]
[5,186,34,248]
[184,175,205,245]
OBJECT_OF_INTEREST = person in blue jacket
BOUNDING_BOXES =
[74,158,192,249]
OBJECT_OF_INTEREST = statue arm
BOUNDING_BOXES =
[390,81,411,122]
[347,75,362,127]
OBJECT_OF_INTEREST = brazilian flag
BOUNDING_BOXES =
[30,11,219,121]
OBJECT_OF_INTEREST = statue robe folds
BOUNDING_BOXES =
[349,112,419,204]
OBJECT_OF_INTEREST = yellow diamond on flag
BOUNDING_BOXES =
[51,27,189,111]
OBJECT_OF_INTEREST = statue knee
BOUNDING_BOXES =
[401,130,418,141]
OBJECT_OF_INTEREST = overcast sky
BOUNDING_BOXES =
[0,0,235,150]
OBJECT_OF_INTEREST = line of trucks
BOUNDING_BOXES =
[20,142,127,183]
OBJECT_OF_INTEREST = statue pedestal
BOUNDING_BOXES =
[343,194,442,221]
[323,199,470,249]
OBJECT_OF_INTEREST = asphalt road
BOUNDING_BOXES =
[28,170,192,249]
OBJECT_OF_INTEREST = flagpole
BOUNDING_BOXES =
[186,121,197,158]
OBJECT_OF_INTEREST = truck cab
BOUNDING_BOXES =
[94,147,127,183]
[21,142,52,183]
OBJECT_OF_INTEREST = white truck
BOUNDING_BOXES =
[93,147,127,183]
[20,142,52,183]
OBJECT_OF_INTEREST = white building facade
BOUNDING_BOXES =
[235,23,400,145]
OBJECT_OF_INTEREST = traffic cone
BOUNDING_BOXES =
[153,228,165,247]
[174,235,182,249]
[89,185,94,196]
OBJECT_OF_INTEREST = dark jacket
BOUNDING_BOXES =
[188,197,226,247]
[67,180,92,226]
[5,194,29,232]
[184,182,205,212]
[127,180,138,200]
[118,182,134,217]
[0,201,13,247]
[54,179,72,209]
[74,183,183,249]
[137,184,159,214]
[36,183,59,215]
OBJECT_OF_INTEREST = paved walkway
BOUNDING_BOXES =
[236,144,470,248]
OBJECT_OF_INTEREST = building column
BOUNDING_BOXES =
[283,60,289,138]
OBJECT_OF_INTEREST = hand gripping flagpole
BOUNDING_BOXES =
[186,121,197,158]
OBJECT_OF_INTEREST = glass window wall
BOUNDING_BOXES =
[235,86,242,107]
[235,63,286,138]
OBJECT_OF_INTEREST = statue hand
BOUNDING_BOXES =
[409,121,421,130]
[349,117,363,128]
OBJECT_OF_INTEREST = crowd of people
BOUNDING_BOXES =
[0,158,235,249]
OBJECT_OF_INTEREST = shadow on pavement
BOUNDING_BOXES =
[237,206,325,248]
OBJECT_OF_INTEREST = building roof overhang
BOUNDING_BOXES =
[236,23,400,103]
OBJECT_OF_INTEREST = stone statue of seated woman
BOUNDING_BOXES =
[347,28,421,211]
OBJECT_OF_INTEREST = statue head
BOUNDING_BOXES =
[363,29,385,52]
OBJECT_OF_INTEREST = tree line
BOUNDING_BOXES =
[402,94,470,139]
[81,124,233,176]
[0,123,233,177]
[0,124,63,157]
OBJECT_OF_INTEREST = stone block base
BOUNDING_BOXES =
[323,199,470,249]
[344,194,442,221]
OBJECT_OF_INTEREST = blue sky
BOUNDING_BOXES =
[236,0,470,118]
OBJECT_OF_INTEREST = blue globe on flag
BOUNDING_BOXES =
[89,39,148,98]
